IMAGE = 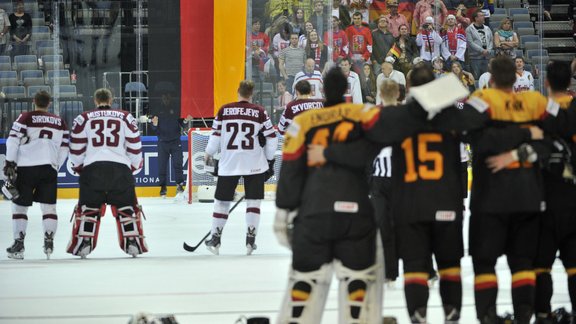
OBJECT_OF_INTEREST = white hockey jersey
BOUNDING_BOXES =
[69,107,143,170]
[206,101,278,176]
[6,110,69,170]
[513,71,534,93]
[344,71,363,104]
[292,70,325,99]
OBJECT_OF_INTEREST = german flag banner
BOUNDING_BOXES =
[387,43,402,59]
[180,0,247,118]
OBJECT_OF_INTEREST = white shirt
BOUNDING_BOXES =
[70,107,142,170]
[478,72,491,90]
[513,70,534,93]
[344,71,363,104]
[376,70,406,105]
[206,101,278,176]
[6,111,69,170]
[293,70,325,99]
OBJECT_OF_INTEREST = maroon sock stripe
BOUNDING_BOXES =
[43,214,58,220]
[12,214,28,220]
[246,208,260,214]
[213,212,228,219]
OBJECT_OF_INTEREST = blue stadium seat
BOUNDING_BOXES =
[0,70,17,87]
[27,85,51,97]
[2,85,26,99]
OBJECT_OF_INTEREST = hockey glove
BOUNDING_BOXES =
[274,208,297,249]
[265,159,275,181]
[258,132,266,147]
[3,161,17,181]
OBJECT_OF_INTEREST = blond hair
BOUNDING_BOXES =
[379,79,400,105]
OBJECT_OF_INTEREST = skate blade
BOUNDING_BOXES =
[7,252,24,260]
[78,246,91,259]
[127,245,140,258]
[44,249,53,260]
[206,245,219,255]
[246,244,257,256]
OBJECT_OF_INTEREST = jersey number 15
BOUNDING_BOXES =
[401,133,444,183]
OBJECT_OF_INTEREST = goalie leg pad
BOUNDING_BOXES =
[277,263,333,324]
[66,205,105,256]
[112,205,148,256]
[334,257,384,324]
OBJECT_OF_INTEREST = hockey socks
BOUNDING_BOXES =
[12,203,29,240]
[245,199,261,233]
[211,199,231,235]
[511,270,536,322]
[474,273,498,321]
[438,267,462,321]
[403,272,429,322]
[534,268,553,315]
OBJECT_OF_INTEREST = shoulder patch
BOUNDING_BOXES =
[466,96,489,113]
[545,98,560,117]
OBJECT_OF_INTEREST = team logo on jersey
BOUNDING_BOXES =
[435,210,456,221]
[334,201,359,213]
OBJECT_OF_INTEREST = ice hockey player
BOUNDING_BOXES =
[274,66,384,323]
[277,79,324,135]
[67,88,147,258]
[204,80,277,255]
[3,90,69,260]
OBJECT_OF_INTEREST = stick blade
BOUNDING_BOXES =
[183,242,199,252]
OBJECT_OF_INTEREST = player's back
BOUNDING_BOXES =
[212,101,273,176]
[468,88,550,213]
[277,103,376,217]
[7,110,68,168]
[71,108,141,168]
[278,98,324,134]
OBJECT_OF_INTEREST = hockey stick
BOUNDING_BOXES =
[183,195,245,252]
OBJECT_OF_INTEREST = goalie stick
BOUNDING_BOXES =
[183,195,245,252]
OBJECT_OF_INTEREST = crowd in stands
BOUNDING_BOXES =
[248,0,576,117]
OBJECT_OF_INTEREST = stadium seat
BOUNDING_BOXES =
[46,69,71,85]
[511,14,531,22]
[520,35,539,47]
[502,0,522,8]
[14,55,38,74]
[55,84,77,98]
[508,8,529,16]
[526,49,549,59]
[516,27,535,37]
[513,21,533,29]
[20,69,45,87]
[41,55,64,71]
[2,85,26,99]
[27,85,51,97]
[0,70,17,87]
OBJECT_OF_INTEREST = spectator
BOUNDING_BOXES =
[513,56,534,92]
[339,57,363,103]
[474,0,494,26]
[346,0,373,23]
[290,8,307,36]
[413,0,448,30]
[370,0,389,23]
[279,32,306,91]
[151,82,189,198]
[271,21,292,78]
[292,0,314,21]
[441,14,467,68]
[345,11,373,73]
[493,17,519,59]
[275,80,293,120]
[293,58,324,99]
[330,0,352,28]
[324,16,349,62]
[416,16,444,63]
[265,0,293,23]
[360,62,377,103]
[8,0,31,57]
[309,0,328,37]
[376,56,406,104]
[477,57,494,89]
[454,2,471,29]
[432,56,448,78]
[250,18,270,54]
[393,24,419,74]
[298,21,314,47]
[450,61,476,91]
[304,29,328,71]
[466,9,493,79]
[0,5,10,55]
[385,1,409,38]
[371,15,395,75]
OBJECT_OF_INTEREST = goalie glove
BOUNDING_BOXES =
[265,159,275,181]
[3,161,17,181]
[274,208,297,249]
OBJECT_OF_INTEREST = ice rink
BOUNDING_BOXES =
[0,197,571,324]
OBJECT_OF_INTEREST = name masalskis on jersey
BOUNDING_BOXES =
[222,107,260,117]
[31,115,62,126]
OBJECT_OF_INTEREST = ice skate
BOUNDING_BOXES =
[160,186,167,198]
[246,226,257,256]
[174,183,186,202]
[125,238,140,258]
[384,278,396,289]
[77,238,92,259]
[205,228,221,255]
[43,232,54,260]
[6,232,25,260]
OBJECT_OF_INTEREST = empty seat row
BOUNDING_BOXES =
[0,69,72,87]
[2,85,77,99]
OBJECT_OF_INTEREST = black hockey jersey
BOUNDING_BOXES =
[276,103,380,218]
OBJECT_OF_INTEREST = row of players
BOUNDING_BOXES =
[268,58,576,324]
[3,88,147,260]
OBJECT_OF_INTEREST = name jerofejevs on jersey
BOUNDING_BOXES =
[6,111,69,170]
[69,108,143,170]
[206,101,277,176]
